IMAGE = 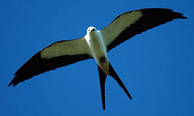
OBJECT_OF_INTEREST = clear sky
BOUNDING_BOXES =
[0,0,193,116]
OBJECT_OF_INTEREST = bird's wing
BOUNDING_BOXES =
[100,8,187,51]
[9,38,91,86]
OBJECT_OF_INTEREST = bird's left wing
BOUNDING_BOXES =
[101,8,187,51]
[9,38,91,86]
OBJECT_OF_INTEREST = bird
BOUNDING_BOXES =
[8,8,186,110]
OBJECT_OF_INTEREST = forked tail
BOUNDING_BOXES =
[97,63,132,110]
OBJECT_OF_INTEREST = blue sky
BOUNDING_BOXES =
[0,0,193,116]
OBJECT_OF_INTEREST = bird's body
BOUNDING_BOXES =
[8,8,186,110]
[85,27,109,74]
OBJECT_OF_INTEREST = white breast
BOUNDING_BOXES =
[85,30,109,74]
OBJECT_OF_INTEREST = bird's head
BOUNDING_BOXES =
[87,26,97,34]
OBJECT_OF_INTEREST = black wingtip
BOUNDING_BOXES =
[8,76,19,87]
[178,12,187,19]
[8,83,17,87]
[180,15,187,19]
[8,81,16,87]
[172,11,187,19]
[8,83,12,87]
[8,80,13,87]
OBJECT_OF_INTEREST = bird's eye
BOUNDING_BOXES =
[88,29,90,32]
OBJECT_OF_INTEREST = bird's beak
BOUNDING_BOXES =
[91,28,95,32]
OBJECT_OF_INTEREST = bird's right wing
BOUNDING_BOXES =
[101,8,186,51]
[9,38,91,86]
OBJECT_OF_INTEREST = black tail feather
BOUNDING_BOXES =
[97,63,132,110]
[97,65,107,110]
[108,63,132,100]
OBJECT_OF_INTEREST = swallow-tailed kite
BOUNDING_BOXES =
[9,8,186,110]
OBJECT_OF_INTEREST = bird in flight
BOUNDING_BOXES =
[9,8,186,110]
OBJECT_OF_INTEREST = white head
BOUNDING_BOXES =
[87,26,97,34]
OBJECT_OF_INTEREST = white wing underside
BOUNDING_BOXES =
[101,10,142,47]
[40,38,91,59]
